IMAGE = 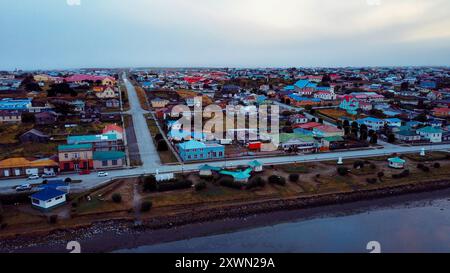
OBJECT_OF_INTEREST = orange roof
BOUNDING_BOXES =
[0,158,58,169]
[102,124,124,134]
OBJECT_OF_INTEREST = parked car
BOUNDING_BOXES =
[97,172,109,177]
[79,170,91,175]
[27,174,40,180]
[15,184,32,192]
[41,173,57,178]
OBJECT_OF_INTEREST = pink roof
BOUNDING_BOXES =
[65,74,115,83]
[294,122,322,129]
[314,125,342,133]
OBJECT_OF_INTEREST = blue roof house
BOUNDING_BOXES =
[356,117,385,131]
[177,140,225,161]
[0,98,32,111]
[30,188,67,211]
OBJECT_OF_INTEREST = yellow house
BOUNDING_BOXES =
[0,157,58,178]
[33,74,50,82]
[151,98,169,108]
[102,77,116,86]
[94,86,117,99]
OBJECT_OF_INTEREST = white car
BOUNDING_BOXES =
[97,172,109,177]
[27,174,40,180]
[15,184,32,192]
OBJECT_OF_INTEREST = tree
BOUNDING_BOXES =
[21,112,36,123]
[157,140,168,151]
[370,133,378,144]
[195,181,207,191]
[360,130,368,141]
[388,133,396,143]
[377,172,384,181]
[337,167,349,176]
[142,175,157,192]
[318,118,324,124]
[154,133,163,141]
[289,173,299,182]
[25,82,42,92]
[47,83,77,97]
[141,201,153,212]
[112,193,122,203]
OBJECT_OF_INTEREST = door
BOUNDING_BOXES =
[4,170,9,177]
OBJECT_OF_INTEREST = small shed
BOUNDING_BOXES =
[199,164,221,176]
[248,160,263,172]
[30,188,67,211]
[388,157,406,169]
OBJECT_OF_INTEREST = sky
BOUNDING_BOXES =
[0,0,450,70]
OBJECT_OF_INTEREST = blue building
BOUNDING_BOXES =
[177,140,225,161]
[0,98,32,111]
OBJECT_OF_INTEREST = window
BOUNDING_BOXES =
[64,153,68,159]
[112,160,118,166]
[32,199,40,205]
[102,160,108,166]
[55,196,63,200]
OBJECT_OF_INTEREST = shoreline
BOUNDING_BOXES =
[2,179,450,253]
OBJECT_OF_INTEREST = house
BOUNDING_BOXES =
[199,164,221,176]
[321,136,345,150]
[177,140,225,161]
[94,86,117,99]
[151,98,170,108]
[384,118,402,128]
[314,91,336,100]
[289,114,308,124]
[0,110,21,123]
[416,126,442,143]
[219,168,252,183]
[285,94,321,107]
[279,133,316,152]
[58,144,94,172]
[0,158,58,178]
[357,117,385,131]
[19,129,50,143]
[35,111,58,125]
[432,107,450,117]
[0,98,32,111]
[102,124,124,140]
[67,133,123,151]
[93,151,126,169]
[339,96,359,115]
[313,125,344,138]
[106,99,120,108]
[248,160,263,172]
[30,188,67,211]
[388,157,406,169]
[394,130,421,142]
[69,100,86,112]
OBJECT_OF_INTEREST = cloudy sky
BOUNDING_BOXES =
[1,0,449,70]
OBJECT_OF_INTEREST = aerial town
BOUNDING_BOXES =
[1,66,450,252]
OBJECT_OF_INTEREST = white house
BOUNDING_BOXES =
[388,157,406,169]
[30,188,67,210]
[384,118,402,127]
[416,126,443,143]
[248,160,264,172]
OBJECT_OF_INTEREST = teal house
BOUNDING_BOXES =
[177,140,225,161]
[339,95,359,115]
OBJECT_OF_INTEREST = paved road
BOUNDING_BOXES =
[122,73,160,169]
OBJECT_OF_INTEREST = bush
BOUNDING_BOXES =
[219,177,243,189]
[370,164,376,170]
[140,201,153,212]
[157,140,168,152]
[268,175,286,186]
[353,161,364,169]
[158,179,193,192]
[71,202,78,208]
[64,177,72,183]
[422,166,430,172]
[392,170,410,179]
[289,173,299,182]
[247,177,266,189]
[112,193,122,203]
[142,175,157,192]
[417,163,425,169]
[434,163,441,169]
[48,215,58,224]
[155,133,163,141]
[337,167,349,176]
[0,223,7,230]
[366,178,377,184]
[195,181,207,191]
[42,179,48,184]
[377,172,384,179]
